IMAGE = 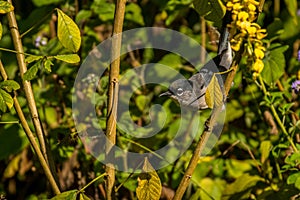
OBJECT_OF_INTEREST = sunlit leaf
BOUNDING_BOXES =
[261,45,289,85]
[0,80,20,92]
[260,140,272,164]
[50,189,78,200]
[205,74,223,109]
[0,89,13,111]
[56,8,81,52]
[54,54,80,63]
[136,158,162,200]
[23,61,40,80]
[0,1,14,14]
[43,59,53,72]
[25,55,43,64]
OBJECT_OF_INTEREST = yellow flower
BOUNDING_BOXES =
[238,11,249,21]
[237,20,251,30]
[231,38,243,51]
[248,3,257,11]
[254,48,265,59]
[248,0,260,6]
[233,3,242,11]
[252,59,264,73]
[247,26,257,36]
[257,29,267,40]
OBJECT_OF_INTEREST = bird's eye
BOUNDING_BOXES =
[200,84,204,90]
[177,88,183,96]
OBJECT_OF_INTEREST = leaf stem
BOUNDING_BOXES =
[79,173,107,193]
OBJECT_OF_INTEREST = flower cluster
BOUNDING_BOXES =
[226,0,267,78]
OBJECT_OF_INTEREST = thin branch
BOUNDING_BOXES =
[173,37,245,200]
[6,0,60,192]
[105,0,126,199]
[7,0,48,162]
[0,60,61,195]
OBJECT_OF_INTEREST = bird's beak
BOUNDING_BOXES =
[159,91,172,97]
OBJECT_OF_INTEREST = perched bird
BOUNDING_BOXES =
[160,13,232,110]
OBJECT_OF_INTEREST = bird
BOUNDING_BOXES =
[160,13,232,110]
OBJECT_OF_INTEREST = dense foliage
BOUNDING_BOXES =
[0,0,299,199]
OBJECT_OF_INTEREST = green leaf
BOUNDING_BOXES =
[205,74,223,109]
[54,54,80,63]
[50,189,78,200]
[32,0,62,7]
[125,3,145,26]
[56,8,81,53]
[222,174,262,200]
[0,80,20,92]
[260,140,272,164]
[136,158,162,200]
[43,59,53,72]
[193,0,225,23]
[25,55,43,64]
[284,0,297,22]
[0,1,14,14]
[91,0,115,21]
[266,18,284,40]
[23,61,40,81]
[261,45,289,85]
[136,95,149,111]
[0,89,13,112]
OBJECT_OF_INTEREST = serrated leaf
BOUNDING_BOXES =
[261,45,289,85]
[193,0,225,23]
[25,55,43,64]
[0,80,20,92]
[205,75,223,109]
[136,158,162,200]
[50,189,78,200]
[56,8,81,52]
[23,61,40,80]
[43,59,53,72]
[0,89,13,112]
[54,54,80,63]
[0,1,14,14]
[260,140,272,164]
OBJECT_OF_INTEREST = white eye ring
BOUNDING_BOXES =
[177,88,183,96]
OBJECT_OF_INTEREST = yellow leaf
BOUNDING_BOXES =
[136,158,162,200]
[0,1,14,14]
[56,9,81,53]
[205,75,223,109]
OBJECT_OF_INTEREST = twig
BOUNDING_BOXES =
[173,39,245,200]
[7,0,48,163]
[6,0,60,192]
[0,60,61,195]
[105,0,126,199]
